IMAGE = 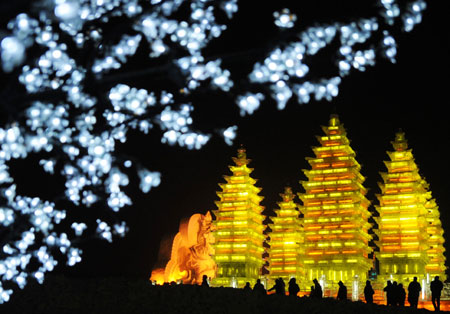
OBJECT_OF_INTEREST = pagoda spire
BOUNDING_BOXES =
[212,147,266,288]
[268,187,305,286]
[298,115,373,288]
[374,131,433,285]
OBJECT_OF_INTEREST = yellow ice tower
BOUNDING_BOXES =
[212,147,266,287]
[298,115,373,287]
[268,187,305,285]
[375,131,445,284]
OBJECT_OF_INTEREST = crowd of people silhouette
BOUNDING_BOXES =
[232,275,444,311]
[178,273,445,311]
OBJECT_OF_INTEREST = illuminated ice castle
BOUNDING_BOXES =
[375,131,446,285]
[297,115,373,290]
[152,116,446,296]
[211,147,266,288]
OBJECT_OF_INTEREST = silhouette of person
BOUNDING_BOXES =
[244,282,252,292]
[269,278,286,295]
[397,283,406,307]
[408,277,421,309]
[337,281,347,300]
[310,285,315,298]
[288,278,300,297]
[201,275,209,287]
[269,278,278,294]
[253,279,266,295]
[391,281,399,306]
[312,279,322,298]
[383,281,393,306]
[364,280,375,304]
[430,276,444,311]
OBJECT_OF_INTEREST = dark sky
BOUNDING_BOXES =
[3,1,447,279]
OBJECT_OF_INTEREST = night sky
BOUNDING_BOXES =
[2,1,449,280]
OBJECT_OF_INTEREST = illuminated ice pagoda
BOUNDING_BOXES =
[211,147,266,288]
[298,115,373,287]
[375,131,446,284]
[267,187,305,285]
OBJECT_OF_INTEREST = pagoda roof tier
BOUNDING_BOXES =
[231,157,250,167]
[269,227,303,235]
[213,230,266,241]
[375,233,429,243]
[302,167,365,182]
[269,233,303,241]
[220,176,258,186]
[228,165,253,175]
[379,171,421,183]
[383,160,418,172]
[375,192,430,204]
[377,245,429,254]
[377,252,428,260]
[269,216,302,225]
[269,252,303,258]
[213,234,266,244]
[214,254,265,265]
[269,243,302,250]
[213,242,265,252]
[268,226,303,234]
[301,176,365,187]
[216,192,264,203]
[306,156,360,169]
[305,230,372,242]
[301,181,367,195]
[315,134,350,146]
[214,201,265,213]
[217,182,261,192]
[375,220,428,231]
[303,213,370,230]
[311,144,356,157]
[300,202,367,211]
[373,204,425,214]
[377,182,428,195]
[213,209,265,220]
[303,225,371,235]
[303,258,372,268]
[304,223,372,236]
[301,205,371,219]
[214,219,265,231]
[213,226,265,237]
[305,247,372,258]
[299,190,369,203]
[386,149,413,161]
[273,208,300,217]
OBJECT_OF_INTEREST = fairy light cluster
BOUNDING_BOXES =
[0,0,427,303]
[92,34,143,74]
[240,0,426,112]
